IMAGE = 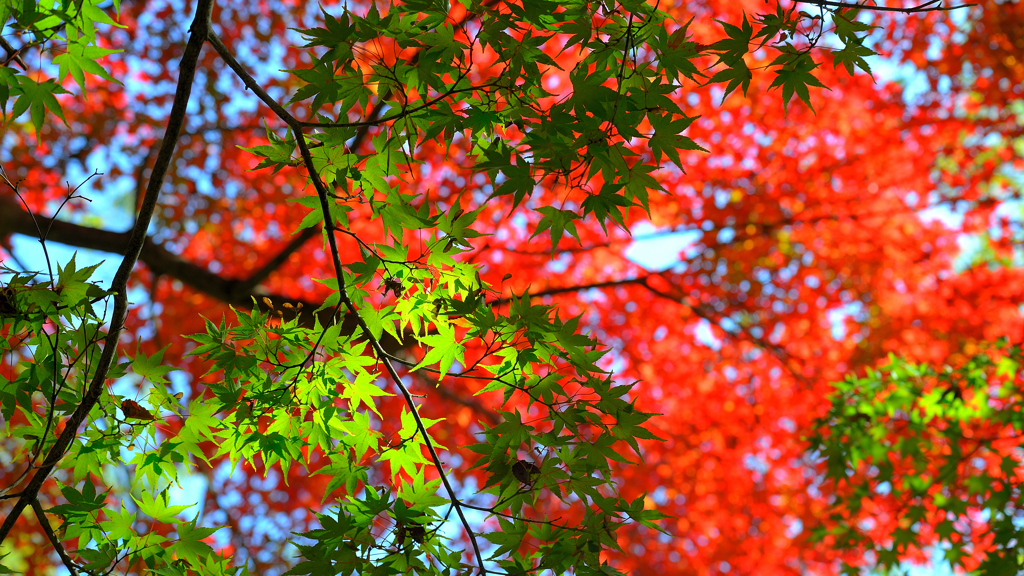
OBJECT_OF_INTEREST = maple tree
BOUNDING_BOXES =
[1,0,1023,574]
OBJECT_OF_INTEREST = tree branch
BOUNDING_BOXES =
[0,0,215,544]
[488,277,649,307]
[213,30,491,572]
[0,197,406,351]
[30,499,78,576]
[0,36,27,70]
[230,226,320,296]
[296,132,490,574]
[795,0,974,12]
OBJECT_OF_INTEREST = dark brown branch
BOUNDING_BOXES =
[218,22,496,564]
[638,275,813,383]
[300,79,486,130]
[231,226,320,296]
[0,36,27,69]
[202,0,498,291]
[30,499,78,576]
[206,32,298,125]
[488,277,648,307]
[0,0,215,544]
[131,141,161,228]
[0,195,404,353]
[204,31,389,287]
[485,274,813,383]
[0,196,263,303]
[795,0,974,12]
[209,32,493,569]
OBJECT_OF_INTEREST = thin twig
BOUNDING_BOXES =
[0,0,215,545]
[206,32,298,125]
[795,0,974,12]
[211,30,490,574]
[296,133,490,574]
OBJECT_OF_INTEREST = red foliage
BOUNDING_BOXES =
[2,0,1023,573]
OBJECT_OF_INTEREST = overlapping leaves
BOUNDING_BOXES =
[0,0,892,574]
[810,342,1024,575]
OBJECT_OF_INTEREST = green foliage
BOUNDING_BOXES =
[809,341,1024,575]
[0,0,123,132]
[706,8,875,108]
[0,0,884,573]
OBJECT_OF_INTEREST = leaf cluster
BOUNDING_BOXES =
[0,0,914,573]
[809,340,1024,575]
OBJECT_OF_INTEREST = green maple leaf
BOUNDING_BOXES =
[711,16,753,66]
[10,75,69,133]
[624,162,666,214]
[342,370,392,415]
[494,162,535,211]
[131,489,192,523]
[648,113,706,170]
[833,41,876,76]
[707,57,753,103]
[398,469,448,509]
[412,322,465,380]
[341,412,382,462]
[171,519,221,565]
[53,40,122,95]
[295,8,355,52]
[288,62,343,115]
[131,345,177,386]
[531,206,581,251]
[581,183,633,233]
[768,53,829,113]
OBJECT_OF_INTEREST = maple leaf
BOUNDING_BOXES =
[768,52,830,113]
[647,113,707,170]
[711,16,754,66]
[9,75,68,132]
[531,206,582,250]
[53,41,122,95]
[6,0,1018,574]
[707,59,754,103]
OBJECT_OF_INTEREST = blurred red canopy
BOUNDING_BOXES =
[2,0,1023,574]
